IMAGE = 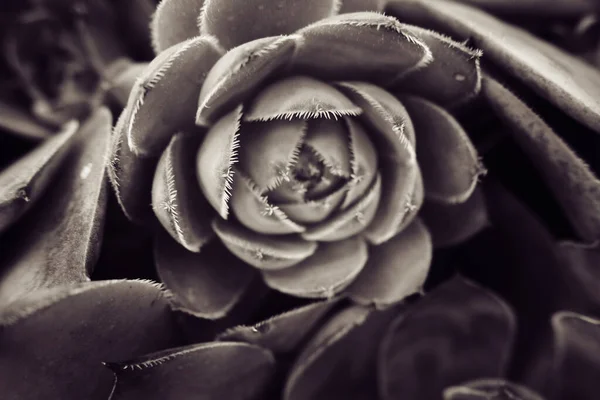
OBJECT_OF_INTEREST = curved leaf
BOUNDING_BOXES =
[154,232,256,319]
[151,0,205,54]
[0,109,111,306]
[0,280,182,400]
[107,342,274,400]
[379,277,516,400]
[444,378,545,400]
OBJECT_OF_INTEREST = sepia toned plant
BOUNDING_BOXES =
[1,0,600,399]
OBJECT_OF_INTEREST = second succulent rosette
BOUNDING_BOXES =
[109,0,487,313]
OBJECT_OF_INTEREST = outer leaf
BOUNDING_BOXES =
[283,305,372,400]
[262,236,368,298]
[451,0,598,16]
[420,187,489,247]
[555,241,600,313]
[482,76,600,242]
[0,109,111,306]
[444,378,545,400]
[403,95,484,204]
[154,231,256,319]
[152,132,214,251]
[196,36,298,125]
[0,99,54,140]
[346,219,432,307]
[213,218,317,270]
[123,36,224,156]
[151,0,205,54]
[199,0,339,50]
[0,280,182,400]
[107,342,275,400]
[289,12,432,83]
[0,121,78,234]
[386,0,600,132]
[379,277,516,400]
[108,111,159,223]
[550,312,600,400]
[217,299,338,353]
[338,0,383,13]
[393,26,482,107]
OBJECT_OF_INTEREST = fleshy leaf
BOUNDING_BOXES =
[0,109,111,306]
[236,119,307,191]
[346,219,432,307]
[342,117,378,208]
[108,111,159,223]
[0,99,54,140]
[303,118,352,178]
[335,81,420,244]
[283,305,372,400]
[263,236,368,298]
[301,174,381,242]
[0,280,182,400]
[278,186,348,225]
[243,76,361,122]
[152,132,214,251]
[550,312,600,399]
[123,36,224,156]
[386,0,600,132]
[231,169,305,235]
[107,342,275,400]
[196,36,298,126]
[444,379,545,400]
[213,218,317,270]
[379,277,516,400]
[105,59,148,107]
[420,187,489,247]
[0,121,78,234]
[393,26,482,107]
[154,231,256,319]
[199,0,338,50]
[482,76,600,242]
[289,12,432,83]
[151,0,205,53]
[196,106,242,219]
[555,241,600,312]
[403,95,484,204]
[217,299,338,353]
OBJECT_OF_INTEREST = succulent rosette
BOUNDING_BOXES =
[3,0,600,399]
[108,0,495,313]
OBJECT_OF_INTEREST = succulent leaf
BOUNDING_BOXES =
[302,174,381,241]
[236,118,307,191]
[196,36,298,125]
[152,132,215,251]
[0,99,54,140]
[278,186,347,225]
[106,342,275,400]
[346,219,432,308]
[262,236,368,298]
[403,95,483,204]
[379,277,516,400]
[483,76,600,242]
[338,0,383,13]
[444,378,545,400]
[393,25,483,107]
[0,109,111,306]
[154,233,256,319]
[0,121,78,234]
[335,81,419,244]
[386,0,600,133]
[151,0,205,54]
[231,168,305,234]
[199,0,339,50]
[303,119,352,178]
[420,187,489,248]
[0,280,182,400]
[283,305,371,400]
[550,312,600,399]
[123,36,224,156]
[108,110,159,223]
[217,299,339,353]
[243,76,362,122]
[289,12,432,83]
[447,0,599,17]
[196,106,242,219]
[213,218,317,270]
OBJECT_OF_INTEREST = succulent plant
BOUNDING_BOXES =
[1,0,600,399]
